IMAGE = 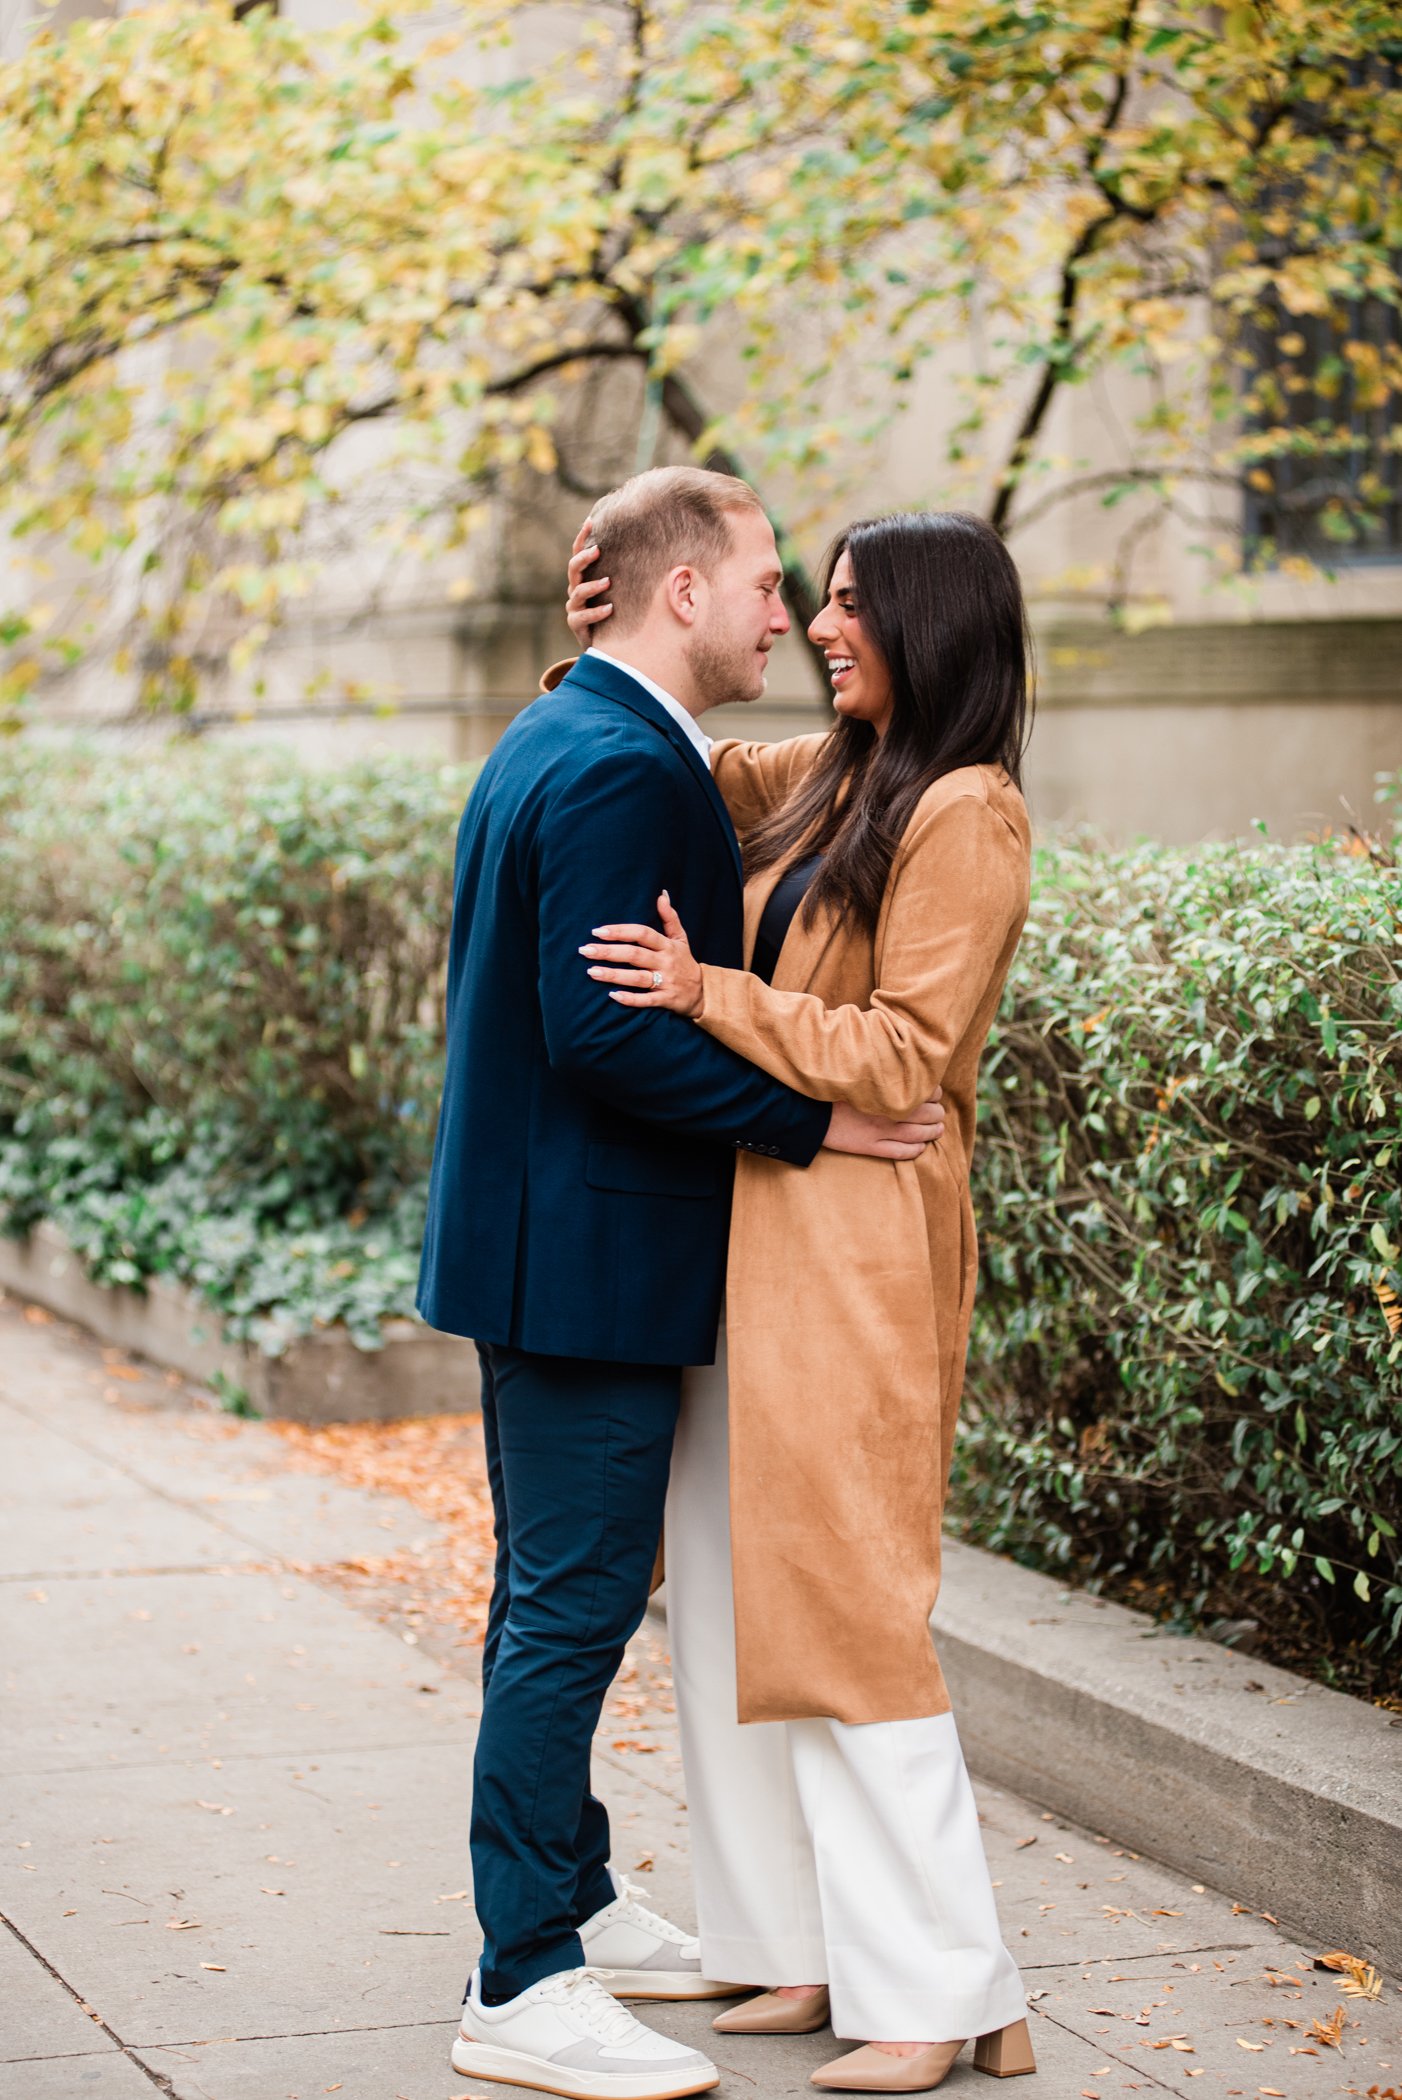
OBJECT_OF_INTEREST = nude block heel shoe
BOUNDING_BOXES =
[811,2042,963,2091]
[973,2019,1037,2077]
[714,1986,830,2034]
[811,2018,1038,2091]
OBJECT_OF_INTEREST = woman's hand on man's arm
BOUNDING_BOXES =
[581,895,944,1160]
[582,892,704,1014]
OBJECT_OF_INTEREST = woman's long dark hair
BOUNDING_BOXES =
[746,510,1033,938]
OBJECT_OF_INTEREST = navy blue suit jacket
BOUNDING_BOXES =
[416,651,830,1365]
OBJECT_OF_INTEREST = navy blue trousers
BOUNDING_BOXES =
[470,1341,681,2001]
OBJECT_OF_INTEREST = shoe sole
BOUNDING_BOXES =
[599,1970,750,2001]
[451,2037,719,2100]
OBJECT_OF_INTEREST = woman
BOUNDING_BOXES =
[554,510,1034,2091]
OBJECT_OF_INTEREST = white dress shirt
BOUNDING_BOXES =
[591,647,714,771]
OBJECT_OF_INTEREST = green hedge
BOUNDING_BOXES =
[958,804,1402,1691]
[0,745,471,1350]
[1,743,1398,1686]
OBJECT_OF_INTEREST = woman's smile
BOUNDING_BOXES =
[809,548,894,733]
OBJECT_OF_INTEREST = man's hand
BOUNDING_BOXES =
[824,1094,944,1161]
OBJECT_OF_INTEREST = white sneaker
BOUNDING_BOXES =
[578,1874,742,2001]
[452,1966,719,2099]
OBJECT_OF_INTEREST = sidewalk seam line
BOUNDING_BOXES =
[129,2017,452,2049]
[0,1909,177,2095]
[1020,1938,1260,1970]
[1031,2005,1183,2094]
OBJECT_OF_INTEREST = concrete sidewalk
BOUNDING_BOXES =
[1,1294,1398,2100]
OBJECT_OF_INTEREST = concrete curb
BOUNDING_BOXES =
[932,1538,1402,1977]
[652,1540,1402,1975]
[0,1220,479,1423]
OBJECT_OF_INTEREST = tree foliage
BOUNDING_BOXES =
[1,0,1399,715]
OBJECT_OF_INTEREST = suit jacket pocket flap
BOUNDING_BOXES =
[585,1141,722,1200]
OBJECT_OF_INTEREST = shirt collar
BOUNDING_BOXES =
[590,647,713,771]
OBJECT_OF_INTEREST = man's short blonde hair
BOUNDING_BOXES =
[585,465,768,634]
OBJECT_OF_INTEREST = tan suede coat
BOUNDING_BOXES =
[701,734,1030,1725]
[539,664,1031,1725]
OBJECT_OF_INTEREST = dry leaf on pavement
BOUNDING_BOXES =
[1309,2004,1348,2048]
[1318,1949,1383,1999]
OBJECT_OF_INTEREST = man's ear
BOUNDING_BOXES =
[662,563,701,627]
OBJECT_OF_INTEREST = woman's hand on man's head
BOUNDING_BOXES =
[581,893,703,1016]
[566,519,614,649]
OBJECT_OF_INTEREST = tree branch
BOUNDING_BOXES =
[988,0,1150,535]
[1006,464,1242,537]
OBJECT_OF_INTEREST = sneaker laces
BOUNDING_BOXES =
[607,1876,694,1947]
[543,1968,656,2047]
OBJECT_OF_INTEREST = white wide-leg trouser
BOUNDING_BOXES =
[664,1331,1027,2044]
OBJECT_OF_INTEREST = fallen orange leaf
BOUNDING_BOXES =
[1318,1949,1382,2000]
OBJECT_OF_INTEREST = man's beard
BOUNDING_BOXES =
[687,620,767,709]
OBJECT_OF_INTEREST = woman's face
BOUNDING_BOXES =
[807,548,895,737]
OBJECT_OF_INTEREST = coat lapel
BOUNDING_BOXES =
[558,653,744,888]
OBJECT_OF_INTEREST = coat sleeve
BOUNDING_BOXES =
[693,793,1029,1120]
[534,749,831,1165]
[708,733,830,834]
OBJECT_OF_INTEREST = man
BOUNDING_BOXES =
[417,466,940,2100]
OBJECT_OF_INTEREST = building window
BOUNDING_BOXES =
[1242,285,1402,565]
